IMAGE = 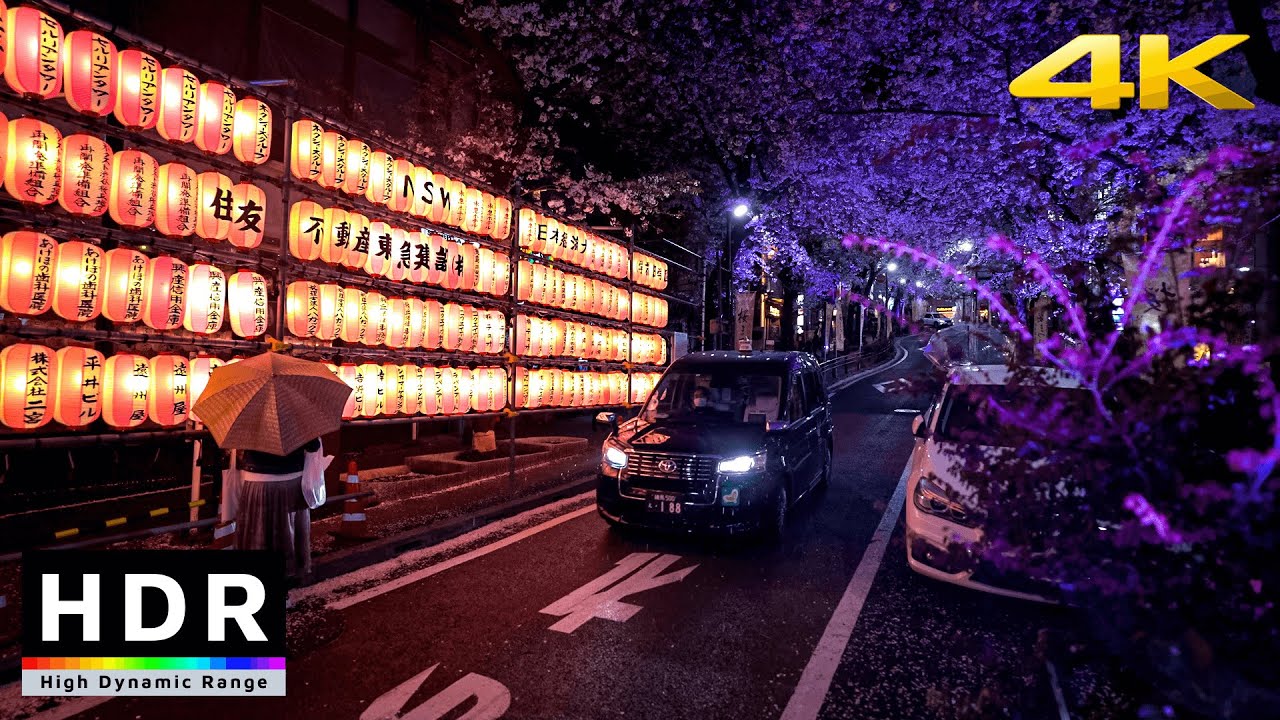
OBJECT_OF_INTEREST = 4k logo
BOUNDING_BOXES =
[1009,35,1253,110]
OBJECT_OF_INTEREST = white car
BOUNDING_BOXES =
[904,364,1086,603]
[920,312,952,329]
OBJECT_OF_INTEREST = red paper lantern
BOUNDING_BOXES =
[423,299,444,350]
[341,211,370,272]
[194,171,233,240]
[491,197,513,241]
[342,138,370,196]
[442,303,465,351]
[5,117,61,206]
[232,97,271,166]
[366,150,394,206]
[288,199,324,262]
[109,149,158,229]
[5,7,61,99]
[290,119,322,182]
[382,363,404,416]
[51,240,103,322]
[227,183,266,249]
[339,287,364,344]
[493,253,511,296]
[386,227,411,282]
[334,363,358,420]
[401,364,422,416]
[445,179,467,226]
[384,297,407,349]
[147,355,190,426]
[102,353,149,428]
[456,242,478,291]
[113,49,159,130]
[195,81,235,155]
[437,366,459,415]
[421,367,440,416]
[61,30,116,116]
[155,162,198,237]
[409,165,432,219]
[462,187,485,235]
[441,240,465,291]
[319,206,348,266]
[183,263,225,334]
[0,230,56,316]
[156,66,198,143]
[227,270,268,338]
[285,280,317,338]
[53,346,105,427]
[316,283,343,341]
[388,157,414,214]
[426,169,449,224]
[405,297,426,348]
[364,220,393,278]
[475,247,495,295]
[102,247,148,323]
[362,291,387,347]
[317,130,346,190]
[479,192,496,236]
[58,134,111,217]
[141,256,187,331]
[188,356,223,424]
[0,343,56,429]
[518,208,538,252]
[355,362,383,417]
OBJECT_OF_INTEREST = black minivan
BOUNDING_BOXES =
[596,351,833,535]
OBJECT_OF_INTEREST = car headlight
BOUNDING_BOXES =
[913,475,978,527]
[603,441,628,469]
[718,452,764,474]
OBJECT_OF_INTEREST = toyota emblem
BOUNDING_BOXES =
[657,459,677,473]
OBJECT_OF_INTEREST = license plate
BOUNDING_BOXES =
[646,493,683,514]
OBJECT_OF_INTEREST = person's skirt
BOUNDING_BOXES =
[236,470,311,578]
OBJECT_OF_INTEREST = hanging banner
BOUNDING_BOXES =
[734,291,755,352]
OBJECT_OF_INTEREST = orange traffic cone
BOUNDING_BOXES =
[333,460,373,541]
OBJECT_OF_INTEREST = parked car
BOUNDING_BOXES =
[920,312,953,329]
[904,363,1088,602]
[596,351,833,535]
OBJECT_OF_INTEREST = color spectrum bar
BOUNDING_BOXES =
[23,658,286,671]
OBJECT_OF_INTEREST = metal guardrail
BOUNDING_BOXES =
[818,342,897,390]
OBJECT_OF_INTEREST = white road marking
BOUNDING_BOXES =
[780,459,911,720]
[361,663,511,720]
[892,407,919,414]
[1046,659,1073,720]
[826,343,912,393]
[540,552,698,633]
[329,503,596,611]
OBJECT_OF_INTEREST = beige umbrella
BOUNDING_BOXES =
[192,352,353,456]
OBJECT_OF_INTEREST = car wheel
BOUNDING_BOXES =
[767,484,788,539]
[817,442,832,489]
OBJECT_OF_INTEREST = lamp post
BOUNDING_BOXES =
[717,202,751,350]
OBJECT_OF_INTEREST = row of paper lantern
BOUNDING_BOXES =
[0,5,271,163]
[514,315,666,365]
[289,119,512,241]
[0,232,267,336]
[630,251,669,291]
[514,369,661,409]
[327,363,507,420]
[516,208,629,280]
[285,281,506,354]
[0,119,267,247]
[287,201,510,294]
[513,260,668,328]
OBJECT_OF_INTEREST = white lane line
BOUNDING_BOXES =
[329,503,597,611]
[780,459,911,720]
[827,342,912,393]
[1046,660,1073,720]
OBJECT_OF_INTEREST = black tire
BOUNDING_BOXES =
[766,484,788,539]
[817,442,832,489]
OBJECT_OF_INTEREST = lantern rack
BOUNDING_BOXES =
[516,250,633,289]
[0,321,267,352]
[282,257,513,312]
[288,344,507,366]
[512,303,633,332]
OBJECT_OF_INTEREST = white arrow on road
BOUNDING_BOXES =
[540,552,699,633]
[873,379,909,394]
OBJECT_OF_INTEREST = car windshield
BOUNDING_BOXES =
[641,369,785,425]
[937,384,1092,446]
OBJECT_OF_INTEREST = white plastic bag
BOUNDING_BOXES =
[301,440,333,510]
[221,449,240,523]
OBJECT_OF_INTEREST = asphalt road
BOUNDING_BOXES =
[25,336,1116,719]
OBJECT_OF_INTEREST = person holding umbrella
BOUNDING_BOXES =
[193,352,353,582]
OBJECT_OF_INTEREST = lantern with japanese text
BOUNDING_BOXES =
[227,270,268,338]
[334,364,358,420]
[366,149,394,206]
[470,367,499,414]
[388,157,413,214]
[147,355,189,426]
[342,138,370,196]
[462,187,485,235]
[109,149,158,228]
[141,256,187,331]
[408,165,432,219]
[0,343,56,429]
[405,297,425,348]
[286,200,323,262]
[227,183,266,249]
[440,240,465,291]
[5,117,60,206]
[290,119,322,182]
[474,248,494,295]
[194,171,232,240]
[356,362,383,417]
[188,356,223,423]
[155,162,198,237]
[339,287,364,344]
[316,283,343,341]
[425,169,449,223]
[113,48,159,130]
[384,297,407,349]
[363,291,387,347]
[57,134,110,217]
[401,364,422,416]
[342,211,370,272]
[491,196,513,241]
[493,253,511,296]
[102,353,149,428]
[458,304,478,353]
[102,247,147,323]
[456,242,478,291]
[285,279,319,338]
[5,7,61,99]
[232,97,271,165]
[445,179,467,227]
[0,230,55,316]
[479,192,495,236]
[419,367,439,415]
[317,130,346,190]
[422,299,443,350]
[386,226,411,282]
[438,366,460,415]
[518,208,538,252]
[62,30,115,116]
[183,263,225,334]
[195,81,235,155]
[479,309,505,354]
[382,362,403,416]
[363,220,393,278]
[156,66,198,143]
[53,346,104,427]
[514,315,534,357]
[319,206,348,266]
[51,240,103,322]
[419,232,443,287]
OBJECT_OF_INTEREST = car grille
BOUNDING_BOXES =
[621,452,718,504]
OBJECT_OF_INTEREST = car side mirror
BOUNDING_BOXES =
[594,411,618,431]
[765,420,789,433]
[912,415,929,438]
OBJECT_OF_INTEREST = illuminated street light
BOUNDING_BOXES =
[732,203,750,218]
[915,280,924,288]
[957,240,974,252]
[886,262,898,272]
[898,277,907,285]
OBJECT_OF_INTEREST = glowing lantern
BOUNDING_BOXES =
[62,30,115,116]
[424,233,448,286]
[409,165,432,219]
[441,240,465,291]
[402,364,422,416]
[456,304,477,353]
[0,230,55,316]
[194,171,232,240]
[102,353,149,428]
[188,356,223,423]
[462,187,485,234]
[334,364,358,419]
[366,150,394,206]
[184,263,225,335]
[5,118,60,206]
[356,362,383,417]
[285,279,319,338]
[363,291,387,347]
[425,169,448,223]
[141,256,187,331]
[437,366,459,414]
[58,134,111,217]
[288,200,324,262]
[491,197,513,241]
[109,149,158,228]
[441,303,463,351]
[227,183,266,249]
[445,179,467,226]
[339,288,364,344]
[102,247,148,323]
[0,343,56,429]
[481,310,506,354]
[493,253,511,296]
[456,242,478,291]
[53,346,105,427]
[319,206,349,266]
[388,157,414,214]
[421,367,440,415]
[317,130,346,191]
[384,297,407,349]
[51,240,103,322]
[479,192,495,236]
[5,7,61,99]
[227,270,268,338]
[405,297,425,348]
[113,49,159,130]
[316,283,343,341]
[386,227,411,282]
[195,81,235,155]
[156,66,198,143]
[232,97,271,166]
[290,119,323,182]
[154,162,198,237]
[382,363,403,416]
[147,355,189,426]
[518,208,538,252]
[475,248,495,295]
[516,260,533,303]
[514,315,534,357]
[454,368,473,414]
[342,212,370,272]
[364,220,393,278]
[422,299,444,350]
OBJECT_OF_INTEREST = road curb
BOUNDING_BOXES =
[826,339,911,394]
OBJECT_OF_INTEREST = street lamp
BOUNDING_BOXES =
[886,262,898,272]
[732,202,751,218]
[898,277,907,284]
[957,240,974,252]
[717,202,752,350]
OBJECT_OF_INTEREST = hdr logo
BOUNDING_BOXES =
[1009,35,1254,110]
